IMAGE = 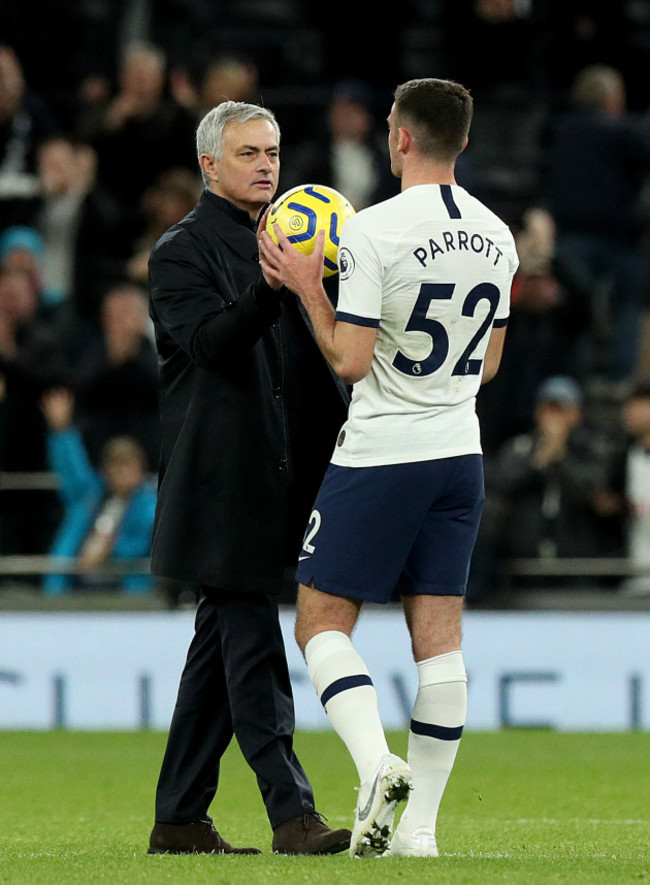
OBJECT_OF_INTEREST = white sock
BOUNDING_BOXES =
[398,650,467,835]
[305,630,390,783]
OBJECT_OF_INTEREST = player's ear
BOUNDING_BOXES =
[396,127,410,154]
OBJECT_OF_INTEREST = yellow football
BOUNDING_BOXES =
[265,184,356,277]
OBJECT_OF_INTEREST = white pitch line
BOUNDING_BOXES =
[445,851,648,860]
[508,818,649,826]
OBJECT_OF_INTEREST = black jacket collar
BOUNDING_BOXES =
[201,189,256,229]
[194,189,262,261]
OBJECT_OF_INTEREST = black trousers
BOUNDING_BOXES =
[154,586,315,829]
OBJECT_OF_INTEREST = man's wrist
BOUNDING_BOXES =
[253,276,284,305]
[298,281,328,308]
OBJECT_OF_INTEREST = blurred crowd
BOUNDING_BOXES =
[1,0,650,601]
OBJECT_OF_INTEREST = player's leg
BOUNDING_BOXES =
[404,591,463,659]
[295,462,434,857]
[296,583,411,858]
[390,454,482,857]
[391,594,466,857]
[294,464,400,788]
[295,584,391,784]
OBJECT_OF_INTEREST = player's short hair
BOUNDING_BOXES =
[393,78,473,161]
[196,101,280,185]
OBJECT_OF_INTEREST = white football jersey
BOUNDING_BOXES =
[331,183,519,467]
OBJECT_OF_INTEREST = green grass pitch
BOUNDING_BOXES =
[0,729,647,883]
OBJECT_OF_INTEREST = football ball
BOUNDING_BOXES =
[265,184,355,277]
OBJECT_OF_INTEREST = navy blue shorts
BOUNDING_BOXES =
[295,455,485,604]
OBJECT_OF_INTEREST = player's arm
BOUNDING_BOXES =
[481,323,507,385]
[482,237,516,385]
[259,225,376,383]
[295,289,377,384]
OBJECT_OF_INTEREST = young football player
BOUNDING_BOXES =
[260,78,519,858]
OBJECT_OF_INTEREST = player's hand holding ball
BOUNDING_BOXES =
[259,184,355,294]
[259,215,326,300]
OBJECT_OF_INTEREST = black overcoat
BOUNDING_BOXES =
[148,190,348,595]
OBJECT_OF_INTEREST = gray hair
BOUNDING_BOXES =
[196,101,280,186]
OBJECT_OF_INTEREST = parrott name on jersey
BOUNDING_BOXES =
[413,230,504,268]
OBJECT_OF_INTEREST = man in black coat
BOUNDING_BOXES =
[147,100,351,855]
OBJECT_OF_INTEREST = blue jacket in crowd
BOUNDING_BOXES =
[44,428,157,595]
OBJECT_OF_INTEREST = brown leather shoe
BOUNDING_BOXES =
[272,811,351,855]
[148,821,261,855]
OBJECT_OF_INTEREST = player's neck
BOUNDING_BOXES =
[400,159,457,191]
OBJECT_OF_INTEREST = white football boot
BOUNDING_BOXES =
[350,753,413,858]
[388,825,439,857]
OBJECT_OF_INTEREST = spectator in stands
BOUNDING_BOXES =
[603,380,650,596]
[40,386,156,596]
[0,44,58,230]
[534,4,642,107]
[74,283,159,469]
[541,64,650,387]
[170,53,260,121]
[0,266,68,557]
[126,167,201,287]
[77,41,197,217]
[282,79,398,210]
[45,0,211,123]
[487,376,623,585]
[34,134,131,333]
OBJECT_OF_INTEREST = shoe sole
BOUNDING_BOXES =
[312,835,352,855]
[351,768,413,858]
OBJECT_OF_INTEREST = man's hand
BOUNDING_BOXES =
[258,221,327,304]
[41,387,75,432]
[256,207,283,291]
[259,220,376,384]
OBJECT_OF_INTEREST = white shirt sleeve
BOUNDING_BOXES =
[494,230,518,324]
[335,216,383,327]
